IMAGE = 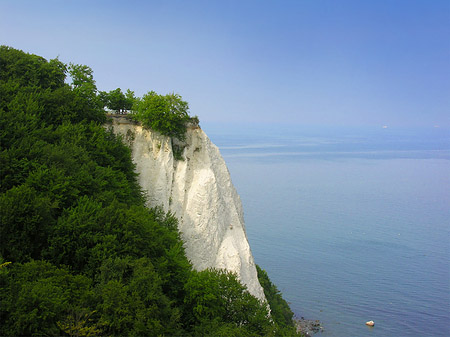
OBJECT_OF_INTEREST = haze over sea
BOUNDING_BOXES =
[205,124,450,337]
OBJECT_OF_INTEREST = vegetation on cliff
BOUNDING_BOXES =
[0,46,301,336]
[257,265,296,328]
[99,88,136,113]
[131,91,199,141]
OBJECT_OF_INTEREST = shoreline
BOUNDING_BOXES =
[294,318,323,336]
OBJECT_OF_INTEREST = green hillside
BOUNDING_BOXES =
[0,46,299,336]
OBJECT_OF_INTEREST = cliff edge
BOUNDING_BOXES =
[110,116,266,301]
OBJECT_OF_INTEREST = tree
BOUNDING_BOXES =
[124,89,136,111]
[99,88,135,113]
[98,90,109,109]
[0,261,97,336]
[184,269,271,335]
[68,63,96,91]
[0,45,66,91]
[106,88,126,113]
[0,185,54,261]
[132,91,191,140]
[67,63,105,121]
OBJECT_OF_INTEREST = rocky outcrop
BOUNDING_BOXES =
[110,116,265,301]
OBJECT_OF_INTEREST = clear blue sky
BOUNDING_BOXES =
[1,0,449,127]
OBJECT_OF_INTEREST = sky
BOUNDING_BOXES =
[1,0,449,128]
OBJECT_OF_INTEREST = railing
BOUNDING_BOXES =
[105,109,134,115]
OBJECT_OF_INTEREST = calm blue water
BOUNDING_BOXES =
[204,124,450,337]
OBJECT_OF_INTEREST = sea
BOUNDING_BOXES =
[203,123,450,337]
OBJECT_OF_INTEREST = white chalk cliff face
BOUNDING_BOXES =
[110,117,266,301]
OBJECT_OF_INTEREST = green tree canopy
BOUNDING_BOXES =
[107,88,127,112]
[99,88,135,113]
[132,91,194,140]
[184,268,272,336]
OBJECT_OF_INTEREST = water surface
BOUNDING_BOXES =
[204,124,450,337]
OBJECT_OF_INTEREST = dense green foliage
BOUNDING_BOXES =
[256,265,296,328]
[132,91,198,141]
[0,46,300,336]
[99,88,135,113]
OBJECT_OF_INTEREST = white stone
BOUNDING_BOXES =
[111,118,266,301]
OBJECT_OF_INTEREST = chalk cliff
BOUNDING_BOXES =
[110,117,265,301]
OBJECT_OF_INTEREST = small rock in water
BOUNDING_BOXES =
[366,320,375,326]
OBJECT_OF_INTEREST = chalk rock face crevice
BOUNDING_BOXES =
[111,117,265,301]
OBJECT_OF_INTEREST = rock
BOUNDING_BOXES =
[366,320,375,326]
[295,318,323,336]
[110,118,266,301]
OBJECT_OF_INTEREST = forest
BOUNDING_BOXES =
[0,46,300,336]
